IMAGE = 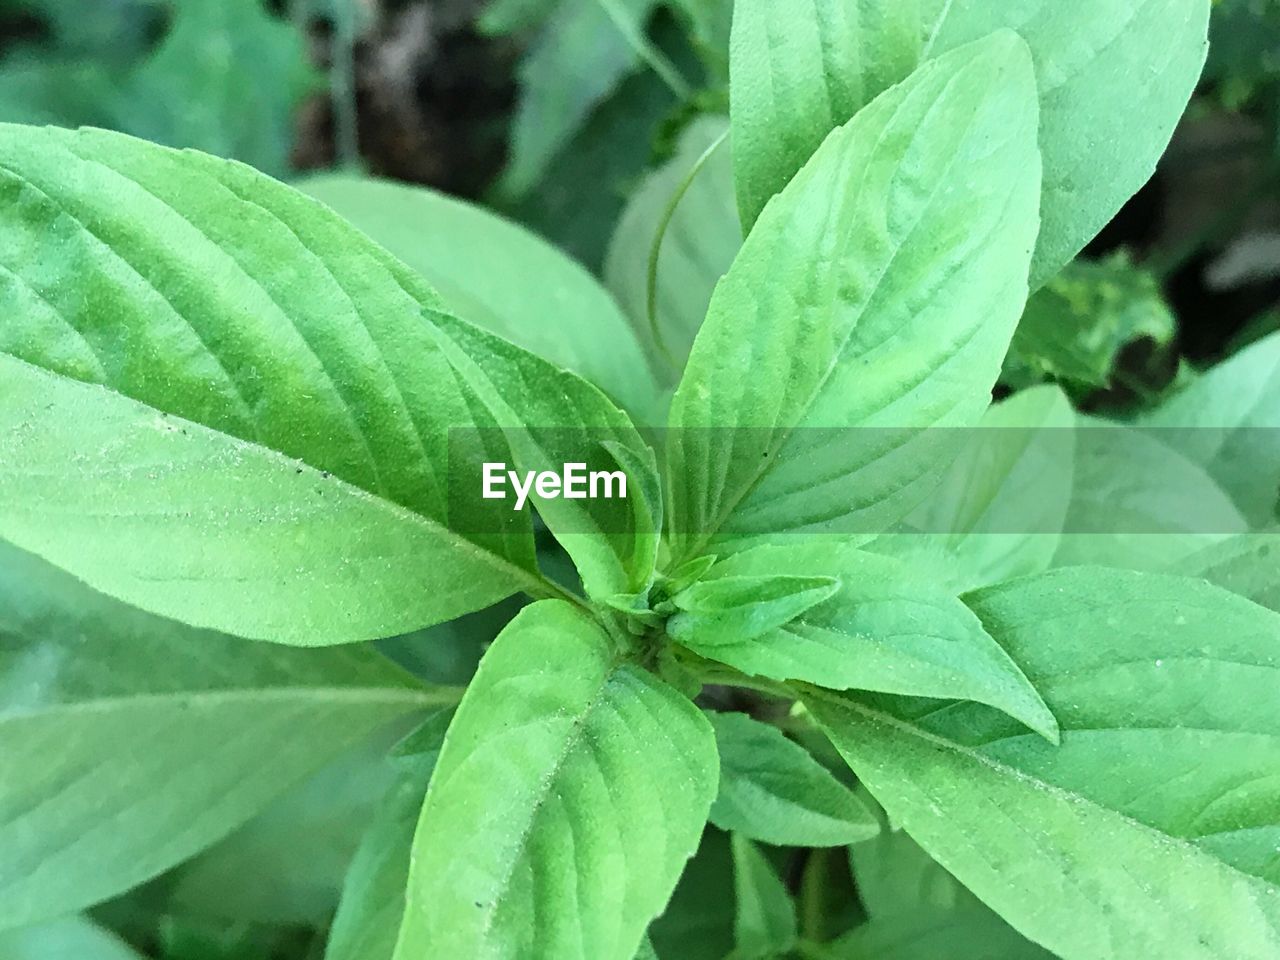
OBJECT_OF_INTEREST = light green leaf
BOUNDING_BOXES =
[425,312,663,600]
[0,916,143,960]
[929,0,1210,286]
[1003,252,1177,392]
[729,835,797,960]
[634,934,660,960]
[1174,531,1280,613]
[672,575,840,646]
[0,123,579,644]
[667,33,1041,558]
[499,0,660,199]
[395,600,718,960]
[605,114,741,379]
[0,541,439,931]
[868,386,1075,593]
[325,756,438,960]
[809,567,1280,960]
[674,543,1059,742]
[729,0,923,229]
[1053,416,1248,572]
[708,710,878,847]
[1142,331,1280,527]
[729,0,1209,285]
[117,0,314,176]
[300,175,659,423]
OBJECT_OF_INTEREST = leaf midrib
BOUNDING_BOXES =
[1,352,566,605]
[0,683,449,723]
[807,688,1280,894]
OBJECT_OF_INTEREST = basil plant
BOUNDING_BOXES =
[3,2,1276,959]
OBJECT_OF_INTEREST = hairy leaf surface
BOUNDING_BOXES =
[810,568,1280,959]
[708,710,877,847]
[0,125,634,642]
[673,543,1058,741]
[301,175,658,423]
[395,600,718,960]
[667,34,1041,557]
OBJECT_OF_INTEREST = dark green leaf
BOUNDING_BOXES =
[729,835,797,960]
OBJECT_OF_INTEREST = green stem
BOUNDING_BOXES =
[646,128,729,372]
[596,0,692,99]
[331,0,361,172]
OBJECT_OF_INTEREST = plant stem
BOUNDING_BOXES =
[331,0,361,172]
[596,0,692,100]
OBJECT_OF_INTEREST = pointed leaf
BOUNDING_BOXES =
[677,543,1058,742]
[809,567,1280,960]
[667,33,1041,557]
[395,600,718,960]
[672,574,840,645]
[708,711,878,847]
[730,835,797,960]
[0,124,592,643]
[730,0,923,228]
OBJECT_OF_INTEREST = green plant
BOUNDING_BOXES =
[3,2,1278,960]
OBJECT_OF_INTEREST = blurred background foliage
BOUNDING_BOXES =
[0,1,1276,958]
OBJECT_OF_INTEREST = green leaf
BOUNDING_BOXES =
[1142,331,1280,527]
[708,711,878,847]
[835,819,1054,960]
[868,386,1075,593]
[673,543,1059,742]
[325,757,438,960]
[929,0,1210,286]
[395,600,718,960]
[0,916,143,960]
[0,123,576,644]
[499,0,661,199]
[672,575,840,645]
[729,0,1209,285]
[1053,416,1248,572]
[480,0,561,35]
[300,175,659,424]
[605,114,740,379]
[1003,253,1177,392]
[116,0,315,176]
[425,313,664,601]
[0,541,439,931]
[634,934,660,960]
[666,33,1041,557]
[729,835,797,960]
[729,0,923,228]
[809,567,1280,960]
[1174,531,1280,613]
